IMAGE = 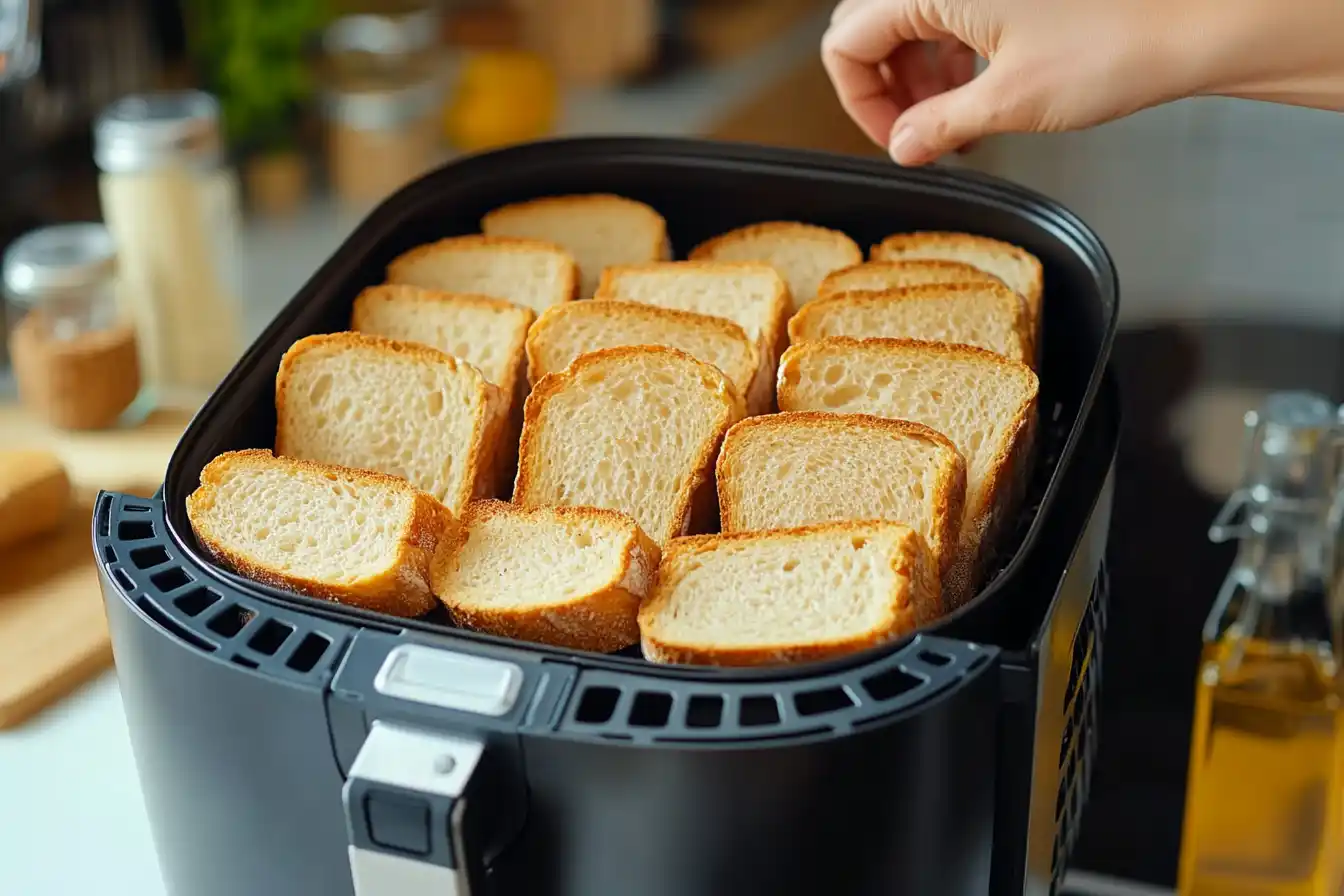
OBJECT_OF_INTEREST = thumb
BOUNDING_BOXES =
[888,62,1035,165]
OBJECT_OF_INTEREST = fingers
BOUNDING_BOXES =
[889,62,1031,165]
[822,1,920,146]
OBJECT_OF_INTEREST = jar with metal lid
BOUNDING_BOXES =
[95,90,244,412]
[320,9,448,208]
[3,223,144,430]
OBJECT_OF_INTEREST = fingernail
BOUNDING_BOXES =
[888,127,929,165]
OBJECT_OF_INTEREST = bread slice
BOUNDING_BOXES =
[431,500,660,652]
[351,284,533,399]
[275,332,505,514]
[0,449,70,551]
[514,345,743,545]
[481,194,670,297]
[716,412,967,579]
[594,260,790,414]
[777,337,1039,608]
[870,232,1044,334]
[787,283,1034,366]
[689,222,862,313]
[186,449,451,617]
[386,234,578,314]
[638,520,942,667]
[525,300,759,407]
[819,260,1002,300]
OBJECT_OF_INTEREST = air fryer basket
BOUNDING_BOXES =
[96,138,1119,896]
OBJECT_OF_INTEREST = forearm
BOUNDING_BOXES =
[1181,0,1344,110]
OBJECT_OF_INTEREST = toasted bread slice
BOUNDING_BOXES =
[351,284,533,399]
[788,283,1034,366]
[275,332,505,514]
[186,449,451,617]
[638,520,942,667]
[819,260,1002,300]
[525,300,759,406]
[594,260,790,414]
[777,337,1038,608]
[514,345,743,545]
[870,232,1044,334]
[689,222,862,313]
[716,412,967,578]
[431,500,660,652]
[386,234,578,313]
[481,194,670,297]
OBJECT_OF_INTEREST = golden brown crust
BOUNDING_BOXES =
[788,282,1034,367]
[523,300,758,398]
[593,261,791,415]
[384,234,580,304]
[430,499,660,653]
[869,231,1044,329]
[186,449,451,618]
[513,345,744,545]
[688,221,862,265]
[638,521,941,667]
[480,194,669,271]
[775,336,1039,610]
[274,331,502,514]
[714,411,967,578]
[818,260,1004,300]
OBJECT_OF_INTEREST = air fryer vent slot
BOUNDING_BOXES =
[135,596,215,653]
[113,569,134,591]
[207,605,254,638]
[919,650,952,667]
[248,619,295,656]
[1049,562,1108,894]
[102,545,117,564]
[863,666,922,701]
[685,695,723,728]
[231,654,260,669]
[739,696,781,727]
[628,692,673,728]
[130,545,170,569]
[575,686,621,724]
[286,633,333,673]
[175,588,223,617]
[150,566,192,593]
[795,686,855,717]
[118,520,154,541]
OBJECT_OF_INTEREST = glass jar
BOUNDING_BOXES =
[3,223,144,430]
[95,90,244,412]
[320,10,448,209]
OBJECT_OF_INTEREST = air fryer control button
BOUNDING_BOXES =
[365,790,431,856]
[373,644,523,717]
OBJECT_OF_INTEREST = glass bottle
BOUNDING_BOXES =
[1179,391,1344,896]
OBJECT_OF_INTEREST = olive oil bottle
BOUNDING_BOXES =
[1179,392,1344,896]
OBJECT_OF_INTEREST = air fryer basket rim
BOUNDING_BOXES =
[159,136,1119,678]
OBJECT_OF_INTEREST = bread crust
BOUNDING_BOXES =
[431,500,660,653]
[186,449,450,618]
[688,221,862,268]
[513,344,744,545]
[524,299,759,400]
[385,234,580,305]
[715,411,967,579]
[480,193,670,270]
[638,520,941,666]
[593,260,791,415]
[788,282,1034,367]
[776,337,1039,610]
[818,260,1004,300]
[869,231,1044,331]
[274,331,504,514]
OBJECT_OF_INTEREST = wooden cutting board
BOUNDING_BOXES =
[0,403,189,728]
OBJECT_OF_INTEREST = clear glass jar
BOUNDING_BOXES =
[95,90,244,412]
[3,223,146,430]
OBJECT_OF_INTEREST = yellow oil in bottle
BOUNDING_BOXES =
[1178,637,1344,896]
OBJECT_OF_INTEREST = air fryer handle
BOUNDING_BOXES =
[342,721,489,896]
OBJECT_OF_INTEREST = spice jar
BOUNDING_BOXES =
[95,90,244,412]
[4,223,143,431]
[321,11,447,208]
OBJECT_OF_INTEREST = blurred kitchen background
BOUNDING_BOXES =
[1,0,1341,894]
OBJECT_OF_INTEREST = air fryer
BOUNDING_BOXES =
[94,138,1120,896]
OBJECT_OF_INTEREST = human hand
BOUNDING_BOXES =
[821,0,1208,166]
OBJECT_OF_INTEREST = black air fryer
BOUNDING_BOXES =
[94,139,1120,896]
